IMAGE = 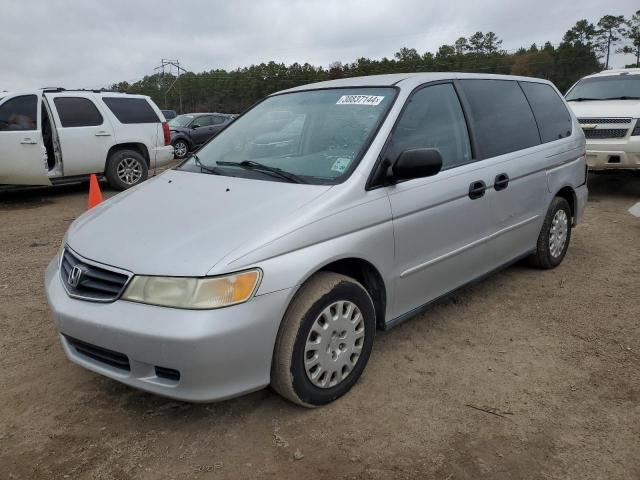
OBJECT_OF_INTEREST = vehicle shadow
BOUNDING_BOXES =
[0,182,89,210]
[587,171,640,200]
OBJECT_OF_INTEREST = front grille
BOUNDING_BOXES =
[66,336,130,371]
[583,128,628,139]
[60,248,130,301]
[578,118,632,125]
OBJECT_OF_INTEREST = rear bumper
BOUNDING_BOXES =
[585,137,640,170]
[154,145,175,168]
[45,256,292,402]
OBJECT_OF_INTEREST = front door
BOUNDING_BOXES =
[191,115,214,146]
[384,82,497,320]
[0,92,50,185]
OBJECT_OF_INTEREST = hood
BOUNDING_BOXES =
[567,100,640,119]
[67,170,332,276]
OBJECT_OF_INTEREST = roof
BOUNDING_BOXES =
[586,68,640,78]
[276,72,553,94]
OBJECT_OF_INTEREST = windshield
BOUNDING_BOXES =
[177,87,396,184]
[566,75,640,101]
[169,115,194,127]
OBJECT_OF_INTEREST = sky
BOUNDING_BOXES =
[0,0,638,91]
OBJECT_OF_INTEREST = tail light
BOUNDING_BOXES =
[162,122,171,146]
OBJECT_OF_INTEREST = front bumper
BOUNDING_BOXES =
[585,137,640,170]
[45,257,292,402]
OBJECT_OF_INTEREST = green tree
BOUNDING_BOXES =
[619,10,640,67]
[597,15,627,68]
[483,32,503,54]
[563,19,599,48]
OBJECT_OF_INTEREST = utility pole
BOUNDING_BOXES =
[153,59,186,112]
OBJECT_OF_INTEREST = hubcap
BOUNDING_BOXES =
[174,142,187,157]
[304,300,365,389]
[116,158,143,185]
[549,209,569,258]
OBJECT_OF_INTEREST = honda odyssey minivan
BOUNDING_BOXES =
[45,73,587,407]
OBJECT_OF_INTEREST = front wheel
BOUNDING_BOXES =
[271,272,376,407]
[173,139,189,159]
[529,196,572,269]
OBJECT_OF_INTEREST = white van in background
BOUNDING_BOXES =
[0,89,174,190]
[566,68,640,171]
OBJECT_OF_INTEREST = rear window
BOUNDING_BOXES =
[102,97,159,124]
[0,95,38,131]
[459,79,540,158]
[54,97,103,127]
[520,82,572,143]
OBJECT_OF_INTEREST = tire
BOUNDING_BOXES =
[173,139,189,159]
[105,149,149,191]
[529,196,572,269]
[271,272,376,407]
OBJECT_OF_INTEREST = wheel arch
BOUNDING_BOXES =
[310,257,388,329]
[554,185,577,224]
[105,143,150,171]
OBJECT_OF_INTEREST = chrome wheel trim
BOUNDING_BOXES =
[174,141,187,157]
[304,300,365,389]
[116,157,143,185]
[549,209,569,258]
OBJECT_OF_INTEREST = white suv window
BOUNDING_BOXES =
[0,95,38,131]
[102,97,159,124]
[54,97,104,128]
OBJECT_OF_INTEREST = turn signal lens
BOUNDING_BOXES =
[121,269,262,309]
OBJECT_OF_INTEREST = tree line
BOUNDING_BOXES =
[112,10,640,114]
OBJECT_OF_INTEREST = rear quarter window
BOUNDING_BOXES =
[459,79,540,158]
[54,97,103,127]
[102,97,160,124]
[519,82,572,143]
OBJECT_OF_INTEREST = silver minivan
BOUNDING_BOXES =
[45,73,588,407]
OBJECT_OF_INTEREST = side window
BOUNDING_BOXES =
[0,95,38,131]
[385,83,472,170]
[102,97,160,124]
[193,116,213,127]
[459,80,540,158]
[211,115,226,125]
[53,97,103,127]
[519,82,572,143]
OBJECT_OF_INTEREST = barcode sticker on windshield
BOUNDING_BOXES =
[336,95,385,106]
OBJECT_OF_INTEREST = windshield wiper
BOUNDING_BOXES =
[567,97,602,102]
[216,160,306,184]
[192,154,223,175]
[602,96,640,100]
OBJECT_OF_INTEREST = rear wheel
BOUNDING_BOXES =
[271,272,376,407]
[173,139,189,159]
[529,196,572,269]
[105,149,148,191]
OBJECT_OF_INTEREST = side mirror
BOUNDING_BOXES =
[392,148,442,181]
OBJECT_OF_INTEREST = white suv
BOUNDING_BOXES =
[566,68,640,171]
[0,89,174,190]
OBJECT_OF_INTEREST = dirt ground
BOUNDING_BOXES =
[1,171,639,480]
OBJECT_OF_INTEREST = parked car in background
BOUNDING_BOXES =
[566,68,640,171]
[0,88,174,190]
[46,73,587,406]
[168,112,234,158]
[161,109,177,120]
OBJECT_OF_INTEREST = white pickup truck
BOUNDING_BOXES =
[0,89,174,190]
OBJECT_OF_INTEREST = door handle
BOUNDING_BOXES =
[494,173,509,191]
[95,131,111,136]
[20,138,37,144]
[468,180,486,200]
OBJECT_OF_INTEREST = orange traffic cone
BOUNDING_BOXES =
[88,174,103,209]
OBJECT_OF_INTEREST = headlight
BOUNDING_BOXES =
[121,269,262,309]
